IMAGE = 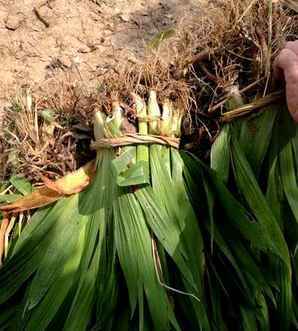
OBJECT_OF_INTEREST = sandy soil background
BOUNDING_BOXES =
[0,0,207,108]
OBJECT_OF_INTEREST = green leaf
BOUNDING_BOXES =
[202,176,215,253]
[274,260,292,331]
[0,206,54,304]
[256,292,270,331]
[25,222,85,331]
[114,189,175,331]
[207,272,228,331]
[26,203,84,311]
[63,243,100,331]
[63,164,113,331]
[112,146,135,174]
[211,125,230,183]
[237,107,277,176]
[0,305,16,330]
[112,147,149,186]
[9,175,32,195]
[182,151,282,262]
[143,146,210,331]
[96,242,118,330]
[148,29,175,49]
[292,130,298,179]
[240,306,258,331]
[0,193,22,203]
[280,137,298,224]
[39,109,55,123]
[231,139,291,271]
[266,158,284,226]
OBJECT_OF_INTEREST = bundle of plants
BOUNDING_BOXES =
[167,2,298,329]
[0,91,214,330]
[1,95,297,331]
[0,1,298,330]
[180,1,298,327]
[185,102,298,330]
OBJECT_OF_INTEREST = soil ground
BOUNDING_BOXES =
[0,0,207,108]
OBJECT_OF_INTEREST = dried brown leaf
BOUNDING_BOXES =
[0,160,96,213]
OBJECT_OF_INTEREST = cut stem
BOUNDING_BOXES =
[148,90,161,135]
[132,93,150,184]
[160,99,173,136]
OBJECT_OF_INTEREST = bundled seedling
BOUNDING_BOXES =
[0,92,214,330]
[1,97,297,331]
[208,100,298,330]
[1,1,298,330]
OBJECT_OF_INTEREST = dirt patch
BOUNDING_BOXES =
[0,0,209,180]
[0,0,206,107]
[3,0,294,182]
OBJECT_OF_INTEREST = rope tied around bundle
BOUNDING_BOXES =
[90,133,180,150]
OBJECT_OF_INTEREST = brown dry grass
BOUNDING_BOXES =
[1,0,297,181]
[0,88,95,182]
[180,0,298,109]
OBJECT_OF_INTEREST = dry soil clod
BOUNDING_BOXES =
[4,12,24,31]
